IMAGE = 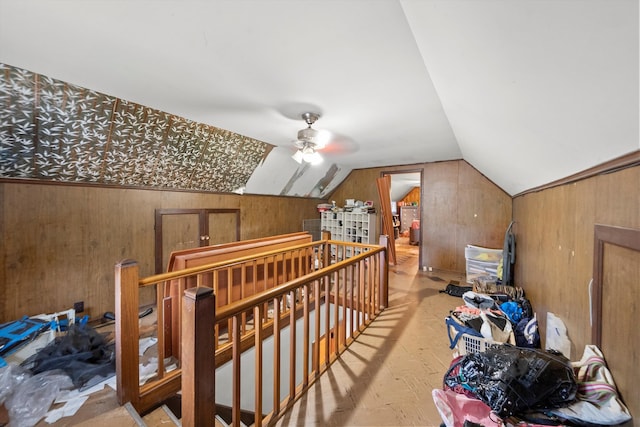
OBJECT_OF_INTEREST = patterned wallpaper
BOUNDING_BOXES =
[0,63,272,192]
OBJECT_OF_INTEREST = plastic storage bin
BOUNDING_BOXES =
[465,245,502,284]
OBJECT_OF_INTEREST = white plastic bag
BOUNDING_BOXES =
[0,364,30,404]
[545,312,571,358]
[5,369,73,427]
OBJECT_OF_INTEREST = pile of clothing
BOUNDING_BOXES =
[437,284,632,426]
[446,289,539,351]
[434,344,632,426]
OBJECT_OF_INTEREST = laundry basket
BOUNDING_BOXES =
[451,330,498,355]
[446,316,500,356]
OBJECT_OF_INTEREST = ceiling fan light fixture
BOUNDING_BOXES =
[291,112,325,165]
[297,127,318,142]
[301,112,320,126]
[292,149,304,164]
[298,127,330,149]
[292,142,323,165]
[304,150,323,165]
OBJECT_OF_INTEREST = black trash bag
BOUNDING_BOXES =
[444,344,576,419]
[439,283,473,297]
[21,324,115,389]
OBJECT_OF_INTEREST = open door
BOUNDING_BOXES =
[381,170,423,269]
[376,175,397,265]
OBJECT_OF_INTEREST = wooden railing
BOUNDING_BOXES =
[163,232,313,360]
[115,238,388,426]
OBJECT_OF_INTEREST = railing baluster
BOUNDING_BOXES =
[252,258,258,299]
[303,283,310,387]
[313,279,321,374]
[272,297,281,417]
[324,274,330,367]
[263,256,268,292]
[380,250,388,309]
[369,253,374,319]
[298,248,304,276]
[115,240,388,423]
[214,322,219,349]
[359,259,365,331]
[227,266,233,343]
[333,270,340,357]
[264,256,272,321]
[241,263,247,334]
[341,267,347,346]
[376,255,381,314]
[289,289,297,401]
[349,264,355,339]
[156,283,166,379]
[254,304,263,427]
[232,315,241,427]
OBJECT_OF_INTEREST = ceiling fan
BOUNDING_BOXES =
[291,112,330,165]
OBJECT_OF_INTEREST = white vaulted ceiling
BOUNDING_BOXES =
[0,0,637,197]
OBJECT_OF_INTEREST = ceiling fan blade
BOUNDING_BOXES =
[318,133,358,155]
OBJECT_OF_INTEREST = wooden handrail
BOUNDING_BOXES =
[139,240,323,287]
[115,238,388,425]
[215,247,383,322]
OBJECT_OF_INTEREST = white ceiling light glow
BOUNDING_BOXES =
[292,112,326,165]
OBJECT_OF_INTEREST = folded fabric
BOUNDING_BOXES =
[549,345,631,425]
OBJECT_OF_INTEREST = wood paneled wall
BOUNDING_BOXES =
[400,186,420,205]
[513,165,640,358]
[330,160,512,271]
[0,182,323,322]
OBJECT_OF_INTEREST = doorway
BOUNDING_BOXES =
[154,208,241,273]
[381,170,422,268]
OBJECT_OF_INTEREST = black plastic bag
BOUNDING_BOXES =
[444,344,576,418]
[439,283,472,297]
[21,324,115,389]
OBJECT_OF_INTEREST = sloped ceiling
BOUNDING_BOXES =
[0,0,637,197]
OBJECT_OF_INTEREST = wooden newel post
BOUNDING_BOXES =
[115,259,141,409]
[378,235,389,309]
[322,231,331,268]
[182,287,215,427]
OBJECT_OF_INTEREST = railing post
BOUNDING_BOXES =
[115,259,141,409]
[378,236,389,309]
[182,287,215,427]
